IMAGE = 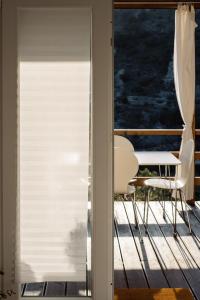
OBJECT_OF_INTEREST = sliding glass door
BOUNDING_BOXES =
[2,1,113,299]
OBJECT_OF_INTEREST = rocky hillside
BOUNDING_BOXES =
[114,9,200,151]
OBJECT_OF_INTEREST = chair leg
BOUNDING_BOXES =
[131,193,138,229]
[131,192,143,243]
[179,189,185,221]
[163,165,168,219]
[170,189,174,224]
[167,166,174,223]
[181,190,192,234]
[145,188,151,233]
[173,189,178,238]
[162,189,166,219]
[143,188,148,224]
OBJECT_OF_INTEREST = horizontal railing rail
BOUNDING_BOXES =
[114,1,200,9]
[114,129,200,136]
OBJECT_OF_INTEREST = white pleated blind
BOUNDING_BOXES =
[18,8,91,283]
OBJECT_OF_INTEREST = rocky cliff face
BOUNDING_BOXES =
[114,9,200,151]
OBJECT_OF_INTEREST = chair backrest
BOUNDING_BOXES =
[114,135,134,152]
[114,136,138,194]
[177,139,194,187]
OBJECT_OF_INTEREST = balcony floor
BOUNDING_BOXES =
[114,200,200,300]
[21,200,200,299]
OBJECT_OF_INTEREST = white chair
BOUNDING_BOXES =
[114,135,134,151]
[114,135,143,242]
[144,139,194,237]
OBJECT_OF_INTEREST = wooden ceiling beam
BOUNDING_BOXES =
[114,1,200,9]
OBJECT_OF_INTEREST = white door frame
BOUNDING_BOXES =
[1,0,113,299]
[0,0,2,292]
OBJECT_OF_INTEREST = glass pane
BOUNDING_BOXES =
[114,9,182,130]
[18,7,91,297]
[114,8,199,297]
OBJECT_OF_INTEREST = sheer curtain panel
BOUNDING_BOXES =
[17,8,91,283]
[173,4,197,200]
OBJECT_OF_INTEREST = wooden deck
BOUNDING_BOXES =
[21,200,200,299]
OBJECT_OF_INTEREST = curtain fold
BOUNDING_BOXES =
[173,4,197,200]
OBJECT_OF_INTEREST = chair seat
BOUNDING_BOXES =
[144,178,182,190]
[127,183,136,194]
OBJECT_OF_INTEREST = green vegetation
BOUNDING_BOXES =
[115,167,171,201]
[136,168,158,201]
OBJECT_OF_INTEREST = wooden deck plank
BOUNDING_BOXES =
[114,201,148,288]
[114,225,128,288]
[164,200,200,268]
[124,201,169,289]
[21,284,25,296]
[23,283,45,297]
[150,201,200,300]
[195,201,200,209]
[66,282,87,297]
[159,200,200,265]
[186,208,200,240]
[45,282,66,297]
[190,203,200,225]
[136,201,190,289]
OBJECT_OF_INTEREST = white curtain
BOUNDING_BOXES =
[18,8,91,283]
[173,4,197,200]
